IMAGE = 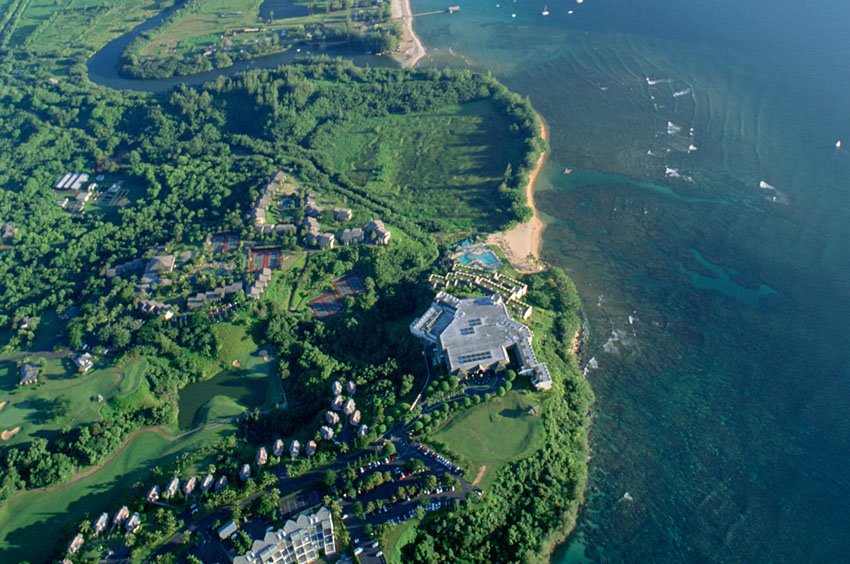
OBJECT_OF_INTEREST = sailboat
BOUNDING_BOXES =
[542,6,550,15]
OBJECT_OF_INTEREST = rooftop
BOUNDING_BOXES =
[411,292,531,374]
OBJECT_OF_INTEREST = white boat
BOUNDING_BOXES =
[542,6,550,15]
[511,12,516,17]
[568,9,574,14]
[837,140,843,149]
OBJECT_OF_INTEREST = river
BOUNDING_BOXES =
[86,1,390,93]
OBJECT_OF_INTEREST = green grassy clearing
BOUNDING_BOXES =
[0,424,234,563]
[212,322,259,363]
[191,394,247,427]
[10,0,164,74]
[178,323,282,428]
[316,100,528,234]
[430,390,545,489]
[262,252,305,307]
[0,358,123,446]
[382,518,419,564]
[136,0,368,66]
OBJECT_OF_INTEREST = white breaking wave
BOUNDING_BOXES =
[673,88,691,98]
[583,356,600,376]
[666,167,694,182]
[688,144,699,153]
[603,329,634,355]
[646,77,670,86]
[667,121,683,135]
[759,180,776,190]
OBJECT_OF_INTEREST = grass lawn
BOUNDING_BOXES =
[0,423,234,563]
[262,251,305,307]
[430,390,545,489]
[10,0,164,75]
[0,357,123,446]
[213,322,260,363]
[316,99,528,233]
[381,518,419,564]
[139,0,355,60]
[178,323,282,428]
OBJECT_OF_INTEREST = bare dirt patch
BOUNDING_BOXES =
[472,464,487,486]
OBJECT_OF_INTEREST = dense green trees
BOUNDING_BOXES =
[403,268,591,562]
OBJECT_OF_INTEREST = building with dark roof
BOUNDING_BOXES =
[19,363,39,386]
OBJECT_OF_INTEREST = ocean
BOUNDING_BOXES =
[409,0,850,561]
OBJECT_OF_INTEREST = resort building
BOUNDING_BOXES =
[273,439,285,458]
[18,363,39,386]
[218,520,239,540]
[67,533,84,555]
[164,477,179,499]
[343,399,356,416]
[73,352,94,373]
[147,485,160,502]
[325,411,340,425]
[345,380,357,395]
[338,227,365,246]
[305,440,317,456]
[331,380,343,396]
[113,506,130,526]
[319,426,334,441]
[289,440,300,460]
[410,292,552,390]
[349,410,361,426]
[365,220,391,245]
[233,506,336,564]
[240,464,251,481]
[357,424,368,438]
[201,474,214,493]
[257,447,268,466]
[183,476,197,496]
[146,255,176,275]
[1,223,16,240]
[333,208,353,222]
[93,513,109,536]
[330,395,344,412]
[126,512,141,533]
[216,476,229,492]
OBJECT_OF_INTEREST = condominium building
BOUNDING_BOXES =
[233,507,336,564]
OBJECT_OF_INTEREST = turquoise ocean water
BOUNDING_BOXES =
[410,0,850,561]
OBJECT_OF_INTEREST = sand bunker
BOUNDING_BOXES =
[1,426,21,441]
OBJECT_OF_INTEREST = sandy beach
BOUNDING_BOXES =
[488,119,549,274]
[391,0,425,67]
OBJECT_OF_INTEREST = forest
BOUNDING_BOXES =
[0,58,542,506]
[0,3,590,552]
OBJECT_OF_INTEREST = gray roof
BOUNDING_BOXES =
[411,292,533,374]
[146,255,175,273]
[19,363,39,385]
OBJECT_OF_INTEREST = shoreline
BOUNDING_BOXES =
[391,0,426,68]
[487,118,549,274]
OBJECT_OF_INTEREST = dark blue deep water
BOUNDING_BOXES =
[411,0,850,561]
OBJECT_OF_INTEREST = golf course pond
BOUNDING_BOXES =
[177,365,283,429]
